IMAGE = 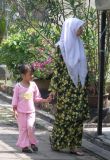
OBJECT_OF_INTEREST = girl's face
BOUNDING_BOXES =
[76,26,83,36]
[22,71,33,82]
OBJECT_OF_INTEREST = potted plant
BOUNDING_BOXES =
[32,53,53,92]
[87,71,109,108]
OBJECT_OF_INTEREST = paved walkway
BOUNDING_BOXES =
[0,99,102,160]
[0,124,102,160]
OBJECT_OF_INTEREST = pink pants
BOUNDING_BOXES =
[16,112,37,148]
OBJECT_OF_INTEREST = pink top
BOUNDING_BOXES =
[12,81,42,113]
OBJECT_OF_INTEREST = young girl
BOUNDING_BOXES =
[12,64,51,153]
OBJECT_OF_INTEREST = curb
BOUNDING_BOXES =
[0,91,12,104]
[82,139,110,160]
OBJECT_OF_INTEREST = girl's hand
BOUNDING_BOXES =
[14,110,18,119]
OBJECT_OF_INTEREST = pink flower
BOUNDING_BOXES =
[32,57,52,70]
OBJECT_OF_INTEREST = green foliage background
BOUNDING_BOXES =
[1,0,110,94]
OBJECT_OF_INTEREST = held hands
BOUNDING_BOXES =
[43,95,52,103]
[49,92,56,100]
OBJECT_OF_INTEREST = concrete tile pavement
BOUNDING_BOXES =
[0,103,102,160]
[0,124,101,160]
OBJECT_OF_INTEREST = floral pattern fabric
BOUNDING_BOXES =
[49,50,89,150]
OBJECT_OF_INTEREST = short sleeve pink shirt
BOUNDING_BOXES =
[12,81,42,113]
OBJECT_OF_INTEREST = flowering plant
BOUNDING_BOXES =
[32,57,52,69]
[32,47,53,79]
[32,48,52,69]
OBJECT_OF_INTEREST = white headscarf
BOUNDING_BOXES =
[56,17,88,87]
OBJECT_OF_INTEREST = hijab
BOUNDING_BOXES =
[56,17,88,87]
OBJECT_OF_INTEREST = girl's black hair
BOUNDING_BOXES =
[19,64,34,74]
[16,64,34,82]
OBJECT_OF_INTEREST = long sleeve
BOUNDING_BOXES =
[34,83,43,102]
[12,84,19,107]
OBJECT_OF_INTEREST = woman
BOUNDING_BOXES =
[49,18,89,155]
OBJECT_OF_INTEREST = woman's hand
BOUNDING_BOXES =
[49,92,56,100]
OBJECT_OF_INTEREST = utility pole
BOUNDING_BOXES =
[97,11,106,135]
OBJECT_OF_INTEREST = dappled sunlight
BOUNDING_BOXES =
[83,124,110,140]
[0,106,17,127]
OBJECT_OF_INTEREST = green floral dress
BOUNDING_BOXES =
[49,50,89,150]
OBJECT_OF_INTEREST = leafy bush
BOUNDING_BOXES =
[2,0,110,95]
[0,28,54,80]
